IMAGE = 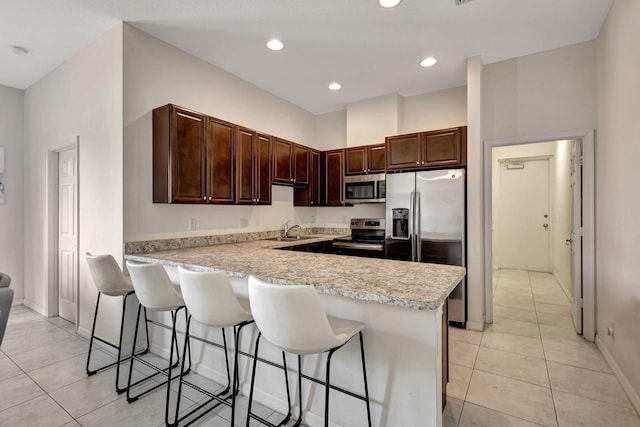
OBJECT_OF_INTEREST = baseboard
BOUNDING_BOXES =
[466,321,484,332]
[23,299,44,315]
[238,381,292,415]
[552,271,572,302]
[11,298,24,306]
[595,336,640,414]
[76,326,91,340]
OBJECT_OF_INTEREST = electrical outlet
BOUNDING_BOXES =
[188,218,197,231]
[607,320,615,338]
[342,215,347,224]
[311,215,316,224]
[240,218,248,228]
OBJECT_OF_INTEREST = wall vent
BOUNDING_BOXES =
[455,0,475,5]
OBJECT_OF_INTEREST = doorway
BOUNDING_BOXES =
[46,139,80,324]
[483,130,595,341]
[57,146,78,322]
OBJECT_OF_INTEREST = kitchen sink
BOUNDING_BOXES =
[267,235,318,242]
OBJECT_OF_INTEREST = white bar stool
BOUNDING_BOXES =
[126,261,191,427]
[246,276,372,427]
[85,252,150,393]
[174,267,253,426]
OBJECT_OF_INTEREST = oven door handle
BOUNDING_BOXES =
[332,242,384,251]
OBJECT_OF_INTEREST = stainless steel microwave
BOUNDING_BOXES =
[344,173,386,204]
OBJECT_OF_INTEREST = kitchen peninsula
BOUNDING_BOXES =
[125,235,465,427]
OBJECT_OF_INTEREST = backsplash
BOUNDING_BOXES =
[124,226,350,254]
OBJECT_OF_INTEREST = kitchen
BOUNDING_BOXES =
[2,0,640,426]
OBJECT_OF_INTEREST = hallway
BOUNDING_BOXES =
[445,269,640,426]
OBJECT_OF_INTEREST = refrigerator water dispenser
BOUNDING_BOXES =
[392,208,410,239]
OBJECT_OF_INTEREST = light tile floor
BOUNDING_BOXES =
[0,305,297,427]
[2,271,639,426]
[444,269,640,427]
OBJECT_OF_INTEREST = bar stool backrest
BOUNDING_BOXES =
[178,267,252,327]
[85,252,133,296]
[126,261,184,311]
[248,276,341,355]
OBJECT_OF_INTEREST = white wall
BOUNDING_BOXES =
[595,0,640,408]
[0,85,24,303]
[346,94,400,147]
[483,41,597,140]
[23,24,123,339]
[123,25,319,242]
[401,86,467,134]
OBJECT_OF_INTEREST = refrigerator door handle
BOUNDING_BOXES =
[409,191,415,261]
[415,191,421,262]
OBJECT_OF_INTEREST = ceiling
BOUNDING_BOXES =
[1,0,612,114]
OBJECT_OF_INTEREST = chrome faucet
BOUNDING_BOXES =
[283,220,301,238]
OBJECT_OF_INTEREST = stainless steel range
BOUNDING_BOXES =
[332,218,385,257]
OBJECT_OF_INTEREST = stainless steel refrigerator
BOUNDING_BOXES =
[385,169,466,326]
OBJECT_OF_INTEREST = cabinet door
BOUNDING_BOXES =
[153,105,206,204]
[273,138,293,183]
[368,144,386,173]
[324,149,344,206]
[293,144,309,184]
[386,133,421,170]
[422,128,462,167]
[206,117,235,203]
[255,134,272,204]
[236,128,255,204]
[345,146,367,175]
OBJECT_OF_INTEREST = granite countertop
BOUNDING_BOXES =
[125,235,466,311]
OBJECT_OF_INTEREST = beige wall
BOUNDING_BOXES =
[595,0,640,408]
[23,24,124,338]
[0,85,24,303]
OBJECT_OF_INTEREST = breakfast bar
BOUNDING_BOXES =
[125,236,465,427]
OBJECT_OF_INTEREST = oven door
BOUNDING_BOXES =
[332,239,385,258]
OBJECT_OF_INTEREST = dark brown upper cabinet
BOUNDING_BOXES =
[206,116,236,204]
[153,104,235,204]
[294,150,321,206]
[324,149,345,206]
[386,126,467,171]
[273,137,309,185]
[345,143,386,175]
[236,129,272,205]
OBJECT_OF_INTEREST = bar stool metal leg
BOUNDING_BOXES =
[246,333,293,427]
[86,291,150,394]
[359,331,372,427]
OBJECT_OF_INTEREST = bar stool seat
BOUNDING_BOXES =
[246,276,372,427]
[85,252,149,393]
[126,261,190,427]
[173,267,253,426]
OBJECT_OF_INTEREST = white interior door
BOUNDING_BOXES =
[498,159,551,272]
[58,147,78,322]
[571,142,583,334]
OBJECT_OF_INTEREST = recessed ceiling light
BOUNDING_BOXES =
[328,82,342,91]
[266,39,284,51]
[11,45,30,56]
[420,57,437,67]
[379,0,402,8]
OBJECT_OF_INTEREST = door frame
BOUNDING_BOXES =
[483,129,595,341]
[46,136,80,329]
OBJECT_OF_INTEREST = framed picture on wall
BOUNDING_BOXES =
[0,147,5,204]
